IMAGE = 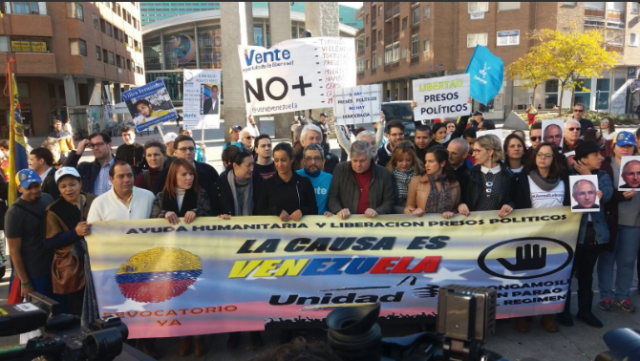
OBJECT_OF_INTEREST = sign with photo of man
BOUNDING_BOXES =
[541,120,564,150]
[183,69,222,130]
[122,79,178,132]
[619,156,640,191]
[569,175,600,213]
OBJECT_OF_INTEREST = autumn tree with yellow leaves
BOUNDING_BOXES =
[509,25,618,115]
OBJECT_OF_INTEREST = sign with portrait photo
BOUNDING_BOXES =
[122,80,178,132]
[569,175,600,213]
[541,120,564,150]
[618,156,640,191]
[183,69,222,130]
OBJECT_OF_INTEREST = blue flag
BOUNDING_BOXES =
[465,45,504,105]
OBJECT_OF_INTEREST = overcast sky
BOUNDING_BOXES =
[339,2,363,9]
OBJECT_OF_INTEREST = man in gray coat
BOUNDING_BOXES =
[327,140,396,219]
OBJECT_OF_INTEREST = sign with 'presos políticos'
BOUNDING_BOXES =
[333,84,382,125]
[412,74,471,122]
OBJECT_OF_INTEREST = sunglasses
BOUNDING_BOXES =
[567,127,581,132]
[530,136,540,142]
[573,109,584,112]
[601,121,609,124]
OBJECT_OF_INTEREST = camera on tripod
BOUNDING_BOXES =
[0,292,129,361]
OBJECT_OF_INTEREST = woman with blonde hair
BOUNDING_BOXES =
[458,135,515,218]
[386,141,422,211]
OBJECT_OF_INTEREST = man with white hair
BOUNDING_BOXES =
[447,138,471,191]
[563,118,582,154]
[294,124,339,174]
[239,128,256,155]
[327,140,396,219]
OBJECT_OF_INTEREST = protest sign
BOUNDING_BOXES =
[333,84,381,125]
[618,156,640,191]
[541,120,564,150]
[412,74,471,123]
[569,175,600,213]
[238,37,356,116]
[122,80,178,132]
[88,209,580,339]
[182,69,222,130]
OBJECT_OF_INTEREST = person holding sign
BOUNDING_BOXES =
[256,143,318,222]
[386,141,422,212]
[598,131,640,314]
[457,135,514,218]
[405,147,461,219]
[329,113,386,162]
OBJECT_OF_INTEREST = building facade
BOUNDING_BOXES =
[355,2,640,119]
[142,8,357,104]
[141,2,363,29]
[0,2,145,137]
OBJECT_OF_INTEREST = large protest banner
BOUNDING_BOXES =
[122,80,178,132]
[412,74,471,123]
[238,37,356,116]
[333,84,381,125]
[182,70,222,130]
[88,209,580,339]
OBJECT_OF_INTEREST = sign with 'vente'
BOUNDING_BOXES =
[333,84,381,125]
[413,74,471,122]
[238,37,356,116]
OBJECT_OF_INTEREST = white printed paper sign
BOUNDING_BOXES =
[333,84,381,125]
[183,70,222,130]
[412,74,471,122]
[238,37,356,116]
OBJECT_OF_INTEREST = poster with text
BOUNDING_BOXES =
[238,37,356,116]
[122,80,178,132]
[618,156,640,191]
[183,69,222,130]
[333,84,381,125]
[412,74,471,123]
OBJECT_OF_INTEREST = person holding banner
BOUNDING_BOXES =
[213,148,259,218]
[297,144,333,216]
[327,140,396,219]
[253,135,276,180]
[256,143,318,222]
[513,141,570,333]
[405,147,461,219]
[386,141,422,212]
[134,140,168,191]
[457,135,514,218]
[295,125,339,175]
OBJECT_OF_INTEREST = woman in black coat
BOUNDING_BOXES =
[256,143,318,221]
[213,148,261,217]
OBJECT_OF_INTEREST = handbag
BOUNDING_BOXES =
[51,199,86,295]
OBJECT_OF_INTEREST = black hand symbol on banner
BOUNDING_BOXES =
[497,244,547,271]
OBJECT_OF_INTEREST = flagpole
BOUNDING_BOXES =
[7,59,16,206]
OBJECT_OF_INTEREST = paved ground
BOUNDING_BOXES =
[3,119,640,361]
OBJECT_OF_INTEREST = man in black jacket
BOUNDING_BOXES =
[115,126,144,175]
[447,138,470,193]
[202,85,219,115]
[64,132,115,196]
[28,148,58,198]
[377,120,405,167]
[152,135,219,198]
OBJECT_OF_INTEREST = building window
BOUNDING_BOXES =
[102,49,108,63]
[66,3,83,21]
[497,30,520,46]
[423,40,430,53]
[10,36,49,52]
[366,37,369,47]
[106,22,112,37]
[498,2,520,11]
[585,2,605,11]
[632,2,639,14]
[371,51,376,68]
[423,5,431,19]
[379,6,382,16]
[116,3,120,16]
[69,39,87,56]
[631,33,639,47]
[126,58,131,70]
[562,2,576,6]
[372,31,376,43]
[468,2,489,13]
[12,2,40,14]
[411,34,419,56]
[133,17,137,29]
[467,33,488,47]
[357,57,365,73]
[0,37,8,52]
[96,46,101,60]
[377,30,382,43]
[108,51,114,65]
[365,14,369,24]
[384,44,392,64]
[93,14,99,30]
[116,55,123,68]
[544,80,559,109]
[402,17,407,30]
[412,7,420,25]
[366,60,370,69]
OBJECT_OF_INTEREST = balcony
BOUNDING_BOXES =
[372,18,377,28]
[355,7,364,19]
[385,4,399,20]
[356,28,365,37]
[357,48,365,57]
[371,42,377,51]
[410,56,420,65]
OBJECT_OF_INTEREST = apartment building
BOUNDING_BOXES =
[356,2,640,119]
[0,2,145,137]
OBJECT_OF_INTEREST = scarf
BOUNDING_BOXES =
[529,169,561,191]
[228,171,253,216]
[425,174,454,214]
[163,188,199,217]
[434,133,452,145]
[393,167,414,200]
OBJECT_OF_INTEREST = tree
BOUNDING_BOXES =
[512,23,619,115]
[507,52,549,108]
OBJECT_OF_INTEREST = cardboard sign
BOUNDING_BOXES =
[619,156,640,191]
[412,74,471,122]
[122,80,178,132]
[183,69,222,130]
[333,84,381,125]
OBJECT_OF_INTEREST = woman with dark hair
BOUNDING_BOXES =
[445,120,456,134]
[386,141,422,211]
[512,141,570,333]
[583,128,612,158]
[405,147,460,218]
[256,143,318,221]
[44,167,98,325]
[135,140,169,191]
[503,134,527,175]
[428,117,470,149]
[213,148,259,217]
[599,117,616,140]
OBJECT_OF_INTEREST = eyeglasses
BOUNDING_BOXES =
[177,147,196,153]
[567,127,581,132]
[245,136,255,140]
[471,149,483,153]
[89,142,105,149]
[530,136,540,142]
[304,156,323,163]
[536,153,553,159]
[573,109,584,113]
[601,121,609,124]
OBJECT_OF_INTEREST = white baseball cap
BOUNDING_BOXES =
[55,167,81,184]
[163,132,178,144]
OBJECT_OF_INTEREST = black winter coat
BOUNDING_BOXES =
[211,172,262,216]
[255,172,318,216]
[465,162,515,211]
[64,151,115,194]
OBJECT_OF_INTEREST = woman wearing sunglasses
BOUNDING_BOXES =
[599,117,616,140]
[457,135,515,218]
[512,142,570,333]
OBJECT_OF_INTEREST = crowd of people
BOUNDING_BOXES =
[3,103,640,357]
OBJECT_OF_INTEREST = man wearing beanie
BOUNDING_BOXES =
[557,140,613,328]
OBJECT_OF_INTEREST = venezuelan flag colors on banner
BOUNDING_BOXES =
[87,208,581,339]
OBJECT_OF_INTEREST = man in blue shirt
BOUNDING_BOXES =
[296,143,332,216]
